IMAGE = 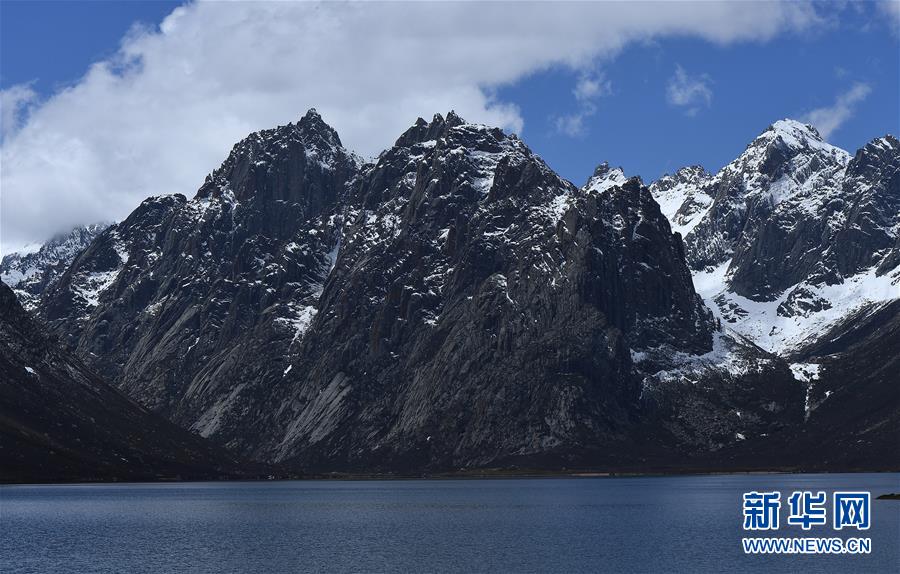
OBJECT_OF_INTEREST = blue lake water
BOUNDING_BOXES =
[1,473,898,573]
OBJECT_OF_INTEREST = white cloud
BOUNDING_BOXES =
[554,72,613,137]
[0,1,824,252]
[666,65,713,116]
[555,113,590,138]
[0,84,39,141]
[574,74,612,102]
[879,0,900,35]
[801,83,872,139]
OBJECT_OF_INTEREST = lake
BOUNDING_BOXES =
[1,473,898,573]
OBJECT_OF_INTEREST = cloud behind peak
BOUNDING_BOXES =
[1,1,824,251]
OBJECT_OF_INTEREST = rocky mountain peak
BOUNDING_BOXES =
[851,133,900,168]
[195,110,359,208]
[393,111,484,149]
[737,118,850,181]
[445,110,465,127]
[680,118,854,272]
[34,109,734,470]
[873,133,899,150]
[767,118,823,143]
[394,113,444,148]
[20,110,895,475]
[646,118,900,358]
[749,119,848,163]
[649,165,711,198]
[365,111,558,214]
[663,165,710,186]
[583,162,629,194]
[295,107,344,148]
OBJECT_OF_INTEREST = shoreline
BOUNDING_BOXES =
[3,467,899,487]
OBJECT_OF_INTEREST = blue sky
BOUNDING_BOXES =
[1,1,898,249]
[498,6,899,183]
[1,1,181,94]
[503,23,899,183]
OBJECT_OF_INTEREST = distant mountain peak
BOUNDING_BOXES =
[641,116,900,357]
[196,110,358,203]
[651,165,711,193]
[0,222,111,310]
[671,165,710,180]
[296,107,343,147]
[769,118,822,140]
[862,133,899,154]
[445,110,465,127]
[590,161,613,176]
[583,162,629,193]
[394,110,481,148]
[741,118,849,164]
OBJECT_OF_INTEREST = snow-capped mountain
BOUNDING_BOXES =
[682,120,852,273]
[653,120,900,357]
[32,110,812,472]
[583,162,629,193]
[24,111,896,473]
[646,119,899,465]
[0,223,110,310]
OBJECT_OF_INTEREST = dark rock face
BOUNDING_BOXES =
[801,300,900,461]
[38,111,779,471]
[0,282,245,483]
[43,111,899,473]
[572,178,713,354]
[40,110,360,449]
[0,223,109,310]
[829,136,900,279]
[642,342,804,458]
[722,300,900,472]
[41,196,186,350]
[776,286,832,318]
[263,120,717,470]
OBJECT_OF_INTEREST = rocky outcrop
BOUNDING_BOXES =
[719,300,900,471]
[583,162,629,193]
